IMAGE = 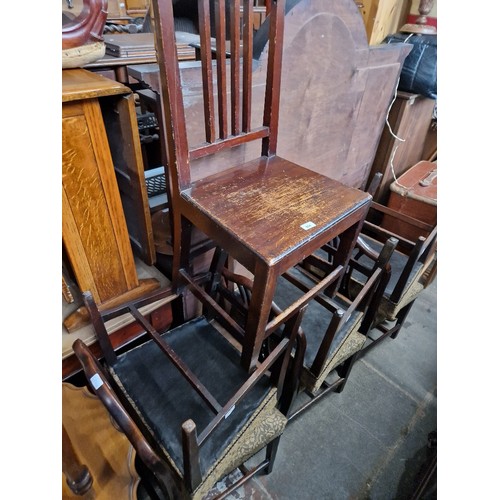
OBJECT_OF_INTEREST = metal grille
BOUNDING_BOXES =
[145,172,166,198]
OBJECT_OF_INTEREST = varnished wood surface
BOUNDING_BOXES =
[129,0,411,191]
[62,98,139,304]
[62,68,130,102]
[369,91,436,204]
[186,156,371,266]
[62,383,139,499]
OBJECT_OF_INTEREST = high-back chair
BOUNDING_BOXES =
[151,0,372,372]
[72,261,341,498]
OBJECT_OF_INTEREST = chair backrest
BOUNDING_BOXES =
[151,0,286,193]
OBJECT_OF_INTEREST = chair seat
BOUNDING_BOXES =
[349,236,427,323]
[110,316,286,497]
[274,269,366,394]
[301,330,366,394]
[183,155,371,266]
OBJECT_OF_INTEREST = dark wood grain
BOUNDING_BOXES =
[186,156,369,266]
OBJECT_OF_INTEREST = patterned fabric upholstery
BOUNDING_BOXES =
[301,330,366,394]
[349,238,429,324]
[273,270,367,394]
[193,393,286,500]
[109,316,286,497]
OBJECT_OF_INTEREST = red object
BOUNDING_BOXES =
[406,14,437,29]
[62,0,108,49]
[384,161,437,241]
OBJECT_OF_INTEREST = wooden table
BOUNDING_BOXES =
[62,383,140,499]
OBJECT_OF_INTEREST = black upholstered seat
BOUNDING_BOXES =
[111,316,282,479]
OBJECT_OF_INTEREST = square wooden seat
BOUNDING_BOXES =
[183,156,370,267]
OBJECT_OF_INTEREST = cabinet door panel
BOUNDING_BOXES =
[62,99,139,304]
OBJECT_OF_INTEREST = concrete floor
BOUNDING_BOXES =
[202,278,438,499]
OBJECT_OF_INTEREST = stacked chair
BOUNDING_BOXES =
[278,238,398,420]
[70,0,437,496]
[344,176,438,356]
[292,174,437,360]
[217,235,398,422]
[73,272,314,498]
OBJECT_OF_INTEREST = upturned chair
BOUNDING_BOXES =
[344,199,437,354]
[72,260,341,498]
[151,0,372,371]
[217,238,398,421]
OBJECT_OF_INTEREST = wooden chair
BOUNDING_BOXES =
[151,0,372,372]
[218,238,398,421]
[344,200,437,355]
[71,261,340,498]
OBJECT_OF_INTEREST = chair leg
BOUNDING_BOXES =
[390,300,415,339]
[358,298,419,358]
[263,435,282,474]
[171,214,193,292]
[334,352,360,394]
[171,294,186,328]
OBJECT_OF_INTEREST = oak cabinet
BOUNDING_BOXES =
[62,69,157,331]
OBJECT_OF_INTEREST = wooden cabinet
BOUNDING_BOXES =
[368,91,436,204]
[356,0,411,45]
[62,69,157,331]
